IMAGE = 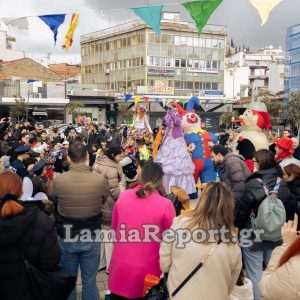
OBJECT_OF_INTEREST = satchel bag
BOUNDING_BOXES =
[144,239,221,299]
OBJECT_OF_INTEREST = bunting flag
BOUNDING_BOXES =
[55,83,65,87]
[180,99,188,105]
[131,5,163,36]
[134,96,141,106]
[182,0,223,34]
[27,80,38,83]
[62,12,79,53]
[125,94,132,102]
[155,98,160,103]
[144,96,149,103]
[2,17,29,30]
[249,0,282,26]
[38,14,66,45]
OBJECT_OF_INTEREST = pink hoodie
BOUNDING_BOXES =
[108,187,175,298]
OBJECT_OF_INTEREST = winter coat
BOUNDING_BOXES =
[287,178,300,230]
[108,187,175,299]
[235,168,292,229]
[93,155,124,226]
[160,216,242,300]
[0,206,60,300]
[53,163,108,237]
[218,153,251,203]
[230,278,254,300]
[260,245,300,300]
[235,168,292,250]
[87,131,102,153]
[104,131,122,148]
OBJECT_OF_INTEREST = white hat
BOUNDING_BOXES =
[248,101,268,112]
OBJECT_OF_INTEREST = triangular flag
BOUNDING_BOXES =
[144,96,149,103]
[125,94,132,102]
[155,98,160,103]
[249,0,282,26]
[181,99,188,105]
[182,0,223,34]
[38,14,66,45]
[135,96,141,106]
[27,80,38,83]
[62,12,79,53]
[2,17,29,30]
[131,5,163,36]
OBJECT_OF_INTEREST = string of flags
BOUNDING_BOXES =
[0,0,283,52]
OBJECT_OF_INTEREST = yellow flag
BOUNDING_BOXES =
[249,0,282,26]
[135,96,141,106]
[62,12,79,53]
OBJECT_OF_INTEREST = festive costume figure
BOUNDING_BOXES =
[128,104,153,144]
[233,101,272,172]
[154,110,196,195]
[275,136,300,169]
[174,97,217,187]
[234,101,271,151]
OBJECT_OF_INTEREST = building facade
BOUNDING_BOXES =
[226,47,285,100]
[285,24,300,102]
[0,30,24,62]
[80,13,226,98]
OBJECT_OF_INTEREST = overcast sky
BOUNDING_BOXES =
[0,0,299,64]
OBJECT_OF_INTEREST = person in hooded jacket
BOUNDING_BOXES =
[211,144,251,203]
[283,164,300,229]
[235,149,292,300]
[0,171,60,300]
[93,146,125,296]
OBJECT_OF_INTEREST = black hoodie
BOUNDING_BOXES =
[0,206,60,300]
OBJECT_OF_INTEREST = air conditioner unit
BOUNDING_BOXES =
[33,93,42,98]
[105,69,110,75]
[67,90,74,96]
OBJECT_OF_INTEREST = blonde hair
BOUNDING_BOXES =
[185,182,235,241]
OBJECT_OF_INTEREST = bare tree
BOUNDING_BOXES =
[288,92,300,138]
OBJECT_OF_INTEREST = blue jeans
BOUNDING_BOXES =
[59,239,100,300]
[242,247,273,300]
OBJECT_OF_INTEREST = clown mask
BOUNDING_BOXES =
[240,110,262,132]
[181,112,201,132]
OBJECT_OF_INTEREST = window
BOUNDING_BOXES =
[212,39,218,48]
[206,61,212,69]
[187,82,193,89]
[212,61,218,69]
[180,37,187,45]
[174,36,180,45]
[154,57,160,66]
[166,58,173,67]
[106,42,110,51]
[187,37,193,46]
[194,61,199,68]
[161,57,167,67]
[205,82,211,90]
[193,38,199,47]
[212,82,218,90]
[175,81,181,88]
[175,59,180,67]
[206,39,212,48]
[188,60,193,68]
[218,39,224,48]
[181,59,186,67]
[141,57,144,66]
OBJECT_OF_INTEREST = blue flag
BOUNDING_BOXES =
[131,5,163,36]
[38,14,66,45]
[125,94,133,102]
[27,79,38,83]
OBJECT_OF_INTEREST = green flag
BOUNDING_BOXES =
[183,0,223,34]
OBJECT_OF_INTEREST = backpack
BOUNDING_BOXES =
[251,178,286,242]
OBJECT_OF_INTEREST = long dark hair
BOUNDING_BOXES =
[136,162,164,198]
[106,147,123,162]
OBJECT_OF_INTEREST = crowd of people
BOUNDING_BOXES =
[1,111,300,300]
